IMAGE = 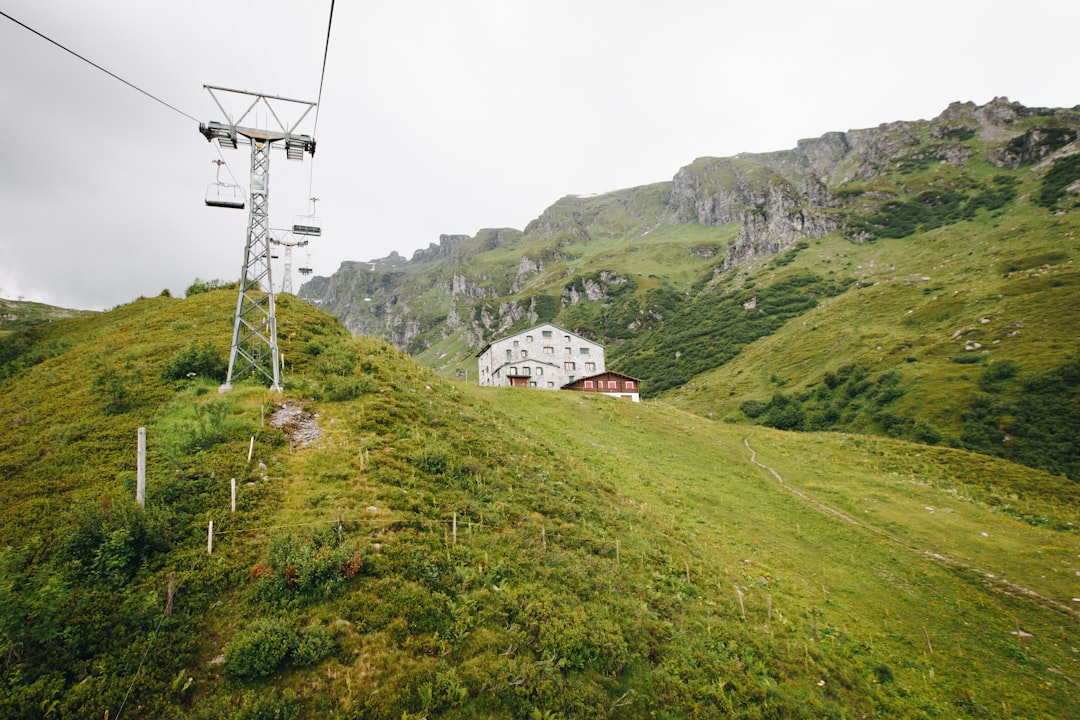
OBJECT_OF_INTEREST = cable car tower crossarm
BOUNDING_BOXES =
[199,85,316,393]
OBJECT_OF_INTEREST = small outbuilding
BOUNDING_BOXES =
[561,371,642,402]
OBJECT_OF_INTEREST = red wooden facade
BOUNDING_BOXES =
[561,371,641,401]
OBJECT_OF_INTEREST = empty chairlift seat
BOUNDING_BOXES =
[205,182,245,209]
[204,159,245,209]
[292,214,321,236]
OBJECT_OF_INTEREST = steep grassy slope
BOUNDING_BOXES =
[2,294,1079,718]
[656,197,1080,475]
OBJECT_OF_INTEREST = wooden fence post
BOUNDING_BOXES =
[767,595,772,622]
[337,508,343,543]
[230,478,236,513]
[166,571,175,617]
[247,437,255,463]
[207,520,214,555]
[541,526,547,550]
[735,584,746,621]
[452,512,457,546]
[615,539,620,564]
[136,427,146,508]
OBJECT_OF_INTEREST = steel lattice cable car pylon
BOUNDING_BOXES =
[199,85,316,392]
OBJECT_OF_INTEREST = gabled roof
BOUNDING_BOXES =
[476,322,602,357]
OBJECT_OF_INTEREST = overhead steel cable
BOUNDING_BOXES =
[312,0,335,136]
[308,0,335,203]
[0,9,200,123]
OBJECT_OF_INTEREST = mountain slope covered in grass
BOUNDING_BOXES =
[1,293,1079,718]
[301,97,1080,480]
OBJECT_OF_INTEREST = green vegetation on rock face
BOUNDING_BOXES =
[2,293,1080,717]
[613,270,854,396]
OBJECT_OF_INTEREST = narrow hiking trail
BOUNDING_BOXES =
[742,435,1080,623]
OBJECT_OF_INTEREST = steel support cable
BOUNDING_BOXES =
[0,9,200,123]
[308,0,335,199]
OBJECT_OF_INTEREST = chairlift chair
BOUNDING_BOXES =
[292,196,322,236]
[205,159,245,209]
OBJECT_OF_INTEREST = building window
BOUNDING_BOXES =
[526,335,533,342]
[585,362,596,372]
[523,366,531,375]
[513,340,519,348]
[564,361,575,371]
[543,346,554,354]
[506,349,512,358]
[547,381,554,387]
[625,381,635,389]
[521,350,528,358]
[584,380,594,388]
[564,335,570,342]
[579,347,590,355]
[535,367,543,376]
[564,347,571,354]
[542,330,552,338]
[608,380,618,389]
[509,367,517,375]
[569,376,575,383]
[529,381,537,387]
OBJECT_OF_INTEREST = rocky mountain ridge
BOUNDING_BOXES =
[299,97,1080,365]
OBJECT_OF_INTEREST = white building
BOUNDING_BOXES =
[476,323,605,389]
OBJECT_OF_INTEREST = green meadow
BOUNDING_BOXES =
[2,291,1078,718]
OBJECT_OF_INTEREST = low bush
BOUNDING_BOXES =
[161,341,228,382]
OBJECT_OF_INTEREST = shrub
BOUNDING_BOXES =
[740,399,769,418]
[979,360,1020,390]
[161,341,228,382]
[223,618,297,679]
[64,498,169,585]
[1036,154,1080,210]
[91,366,140,415]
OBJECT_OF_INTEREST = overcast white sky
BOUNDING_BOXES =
[1,1,1076,310]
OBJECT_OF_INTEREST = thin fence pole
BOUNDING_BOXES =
[207,521,214,555]
[767,595,772,622]
[923,626,934,654]
[541,526,547,550]
[230,478,236,513]
[337,508,343,543]
[735,585,746,621]
[247,437,255,463]
[136,428,146,508]
[615,539,620,563]
[452,512,457,546]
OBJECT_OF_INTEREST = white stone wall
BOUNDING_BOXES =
[477,323,605,389]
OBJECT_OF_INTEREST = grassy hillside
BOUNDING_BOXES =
[0,298,97,344]
[654,190,1080,477]
[2,293,1079,718]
